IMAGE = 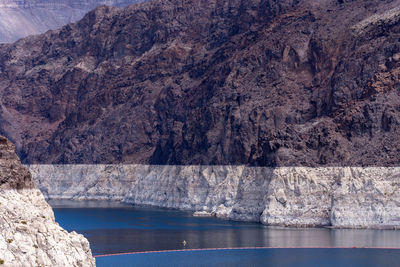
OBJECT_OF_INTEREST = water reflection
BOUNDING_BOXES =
[49,200,400,256]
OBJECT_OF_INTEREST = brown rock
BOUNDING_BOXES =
[0,136,33,189]
[0,0,399,166]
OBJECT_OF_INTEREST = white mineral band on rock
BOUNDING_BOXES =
[0,188,95,267]
[29,165,400,229]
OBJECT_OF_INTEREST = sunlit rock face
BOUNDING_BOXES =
[0,136,95,266]
[30,164,400,229]
[0,0,141,43]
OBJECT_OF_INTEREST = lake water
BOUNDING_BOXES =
[95,248,400,267]
[49,200,400,266]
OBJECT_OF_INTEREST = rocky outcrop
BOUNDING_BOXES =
[0,0,399,166]
[30,164,400,229]
[0,189,95,266]
[0,0,141,43]
[0,136,95,266]
[0,136,33,190]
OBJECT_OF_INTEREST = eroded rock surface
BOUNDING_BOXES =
[0,0,399,166]
[30,164,400,229]
[0,0,141,43]
[0,136,33,189]
[0,137,95,267]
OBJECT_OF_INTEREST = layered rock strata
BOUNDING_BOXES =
[30,164,400,229]
[0,136,95,267]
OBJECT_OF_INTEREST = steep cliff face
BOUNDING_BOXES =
[0,0,141,43]
[0,136,95,266]
[0,136,33,189]
[0,0,399,166]
[30,164,400,229]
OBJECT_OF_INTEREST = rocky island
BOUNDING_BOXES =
[0,136,95,266]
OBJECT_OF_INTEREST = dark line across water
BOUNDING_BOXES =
[95,248,400,267]
[49,200,400,266]
[94,246,400,258]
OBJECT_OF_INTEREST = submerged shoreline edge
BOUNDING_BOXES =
[28,164,400,229]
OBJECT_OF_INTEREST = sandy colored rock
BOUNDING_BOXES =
[0,136,95,266]
[30,164,400,229]
[0,188,95,267]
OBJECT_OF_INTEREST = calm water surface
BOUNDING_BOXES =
[95,248,400,267]
[49,200,400,266]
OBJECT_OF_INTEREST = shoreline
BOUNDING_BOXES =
[29,164,400,230]
[50,198,400,231]
[47,197,400,231]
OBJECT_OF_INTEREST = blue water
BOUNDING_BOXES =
[95,248,400,267]
[49,200,400,266]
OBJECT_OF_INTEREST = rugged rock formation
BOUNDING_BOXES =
[0,136,33,189]
[0,0,399,166]
[30,164,400,229]
[0,136,95,266]
[0,0,141,43]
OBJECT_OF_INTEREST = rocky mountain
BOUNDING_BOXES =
[0,0,141,43]
[0,0,399,166]
[0,135,95,266]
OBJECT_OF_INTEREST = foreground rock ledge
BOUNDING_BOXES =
[30,164,400,229]
[0,136,95,267]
